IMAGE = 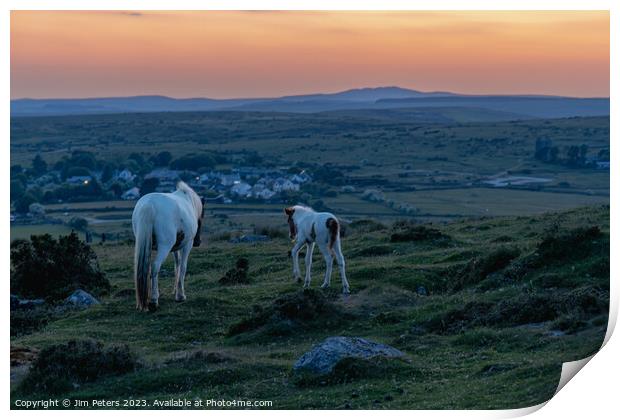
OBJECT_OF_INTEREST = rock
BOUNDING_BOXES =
[229,234,270,244]
[65,289,99,307]
[293,336,405,375]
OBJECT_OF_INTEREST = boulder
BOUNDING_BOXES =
[293,336,405,375]
[229,234,270,244]
[416,286,428,296]
[65,289,99,307]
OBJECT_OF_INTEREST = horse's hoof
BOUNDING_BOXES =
[148,302,159,312]
[295,277,302,284]
[342,288,350,295]
[175,296,186,303]
[320,284,329,290]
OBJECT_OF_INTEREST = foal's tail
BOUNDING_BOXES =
[326,217,339,252]
[134,205,154,311]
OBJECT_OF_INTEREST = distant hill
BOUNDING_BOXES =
[319,106,533,123]
[375,96,610,119]
[11,86,609,120]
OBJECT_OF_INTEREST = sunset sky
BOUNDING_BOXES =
[10,11,610,99]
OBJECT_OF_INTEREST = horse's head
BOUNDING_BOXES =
[284,206,297,241]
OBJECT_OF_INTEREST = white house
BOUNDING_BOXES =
[291,172,312,184]
[117,169,135,182]
[248,183,275,200]
[231,182,252,196]
[255,188,276,200]
[273,178,299,192]
[121,187,141,200]
[145,168,180,181]
[220,173,241,186]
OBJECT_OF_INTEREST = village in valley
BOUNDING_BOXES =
[118,166,311,202]
[9,111,610,245]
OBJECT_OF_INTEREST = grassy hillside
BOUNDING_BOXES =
[11,206,609,409]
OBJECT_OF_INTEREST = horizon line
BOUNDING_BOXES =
[10,85,611,102]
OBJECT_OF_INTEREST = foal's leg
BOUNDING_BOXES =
[291,241,304,283]
[150,246,171,310]
[317,242,334,289]
[175,244,192,302]
[173,250,181,296]
[304,242,315,289]
[333,239,350,294]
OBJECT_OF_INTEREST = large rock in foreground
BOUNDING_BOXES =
[293,336,405,375]
[65,289,99,307]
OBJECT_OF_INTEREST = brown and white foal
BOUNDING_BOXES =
[284,205,350,294]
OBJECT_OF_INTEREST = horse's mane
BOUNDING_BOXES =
[294,204,314,212]
[176,181,202,217]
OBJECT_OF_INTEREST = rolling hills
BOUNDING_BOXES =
[11,86,609,120]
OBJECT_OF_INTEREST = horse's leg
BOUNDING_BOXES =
[175,244,192,302]
[318,242,333,289]
[173,250,181,296]
[150,246,171,310]
[303,242,315,289]
[291,241,304,283]
[333,239,350,294]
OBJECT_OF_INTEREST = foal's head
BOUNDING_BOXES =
[284,207,297,240]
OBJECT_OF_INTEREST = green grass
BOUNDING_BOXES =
[10,206,609,409]
[386,188,609,217]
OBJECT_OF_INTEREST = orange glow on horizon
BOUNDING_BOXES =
[10,11,610,99]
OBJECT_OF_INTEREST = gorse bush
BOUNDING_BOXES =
[18,340,137,395]
[452,247,521,292]
[535,226,602,264]
[219,258,251,285]
[390,222,450,243]
[10,233,110,301]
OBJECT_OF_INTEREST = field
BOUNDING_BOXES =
[10,109,610,409]
[10,206,609,409]
[10,112,609,237]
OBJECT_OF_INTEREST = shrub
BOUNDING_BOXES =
[352,245,394,257]
[68,217,89,231]
[254,226,287,239]
[348,219,387,233]
[425,287,609,334]
[452,247,520,291]
[18,340,137,395]
[10,306,62,337]
[534,226,602,264]
[219,258,250,285]
[11,233,110,301]
[228,289,348,337]
[390,222,449,243]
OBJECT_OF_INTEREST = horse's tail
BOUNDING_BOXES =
[326,217,339,252]
[134,204,154,311]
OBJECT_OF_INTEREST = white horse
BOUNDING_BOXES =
[285,205,350,294]
[132,181,204,311]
